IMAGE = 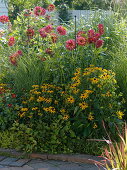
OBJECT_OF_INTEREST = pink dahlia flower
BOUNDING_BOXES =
[56,26,67,35]
[33,6,46,16]
[39,28,47,38]
[0,15,9,24]
[8,37,15,46]
[65,39,76,50]
[98,24,104,35]
[95,39,104,48]
[77,36,87,46]
[44,25,53,33]
[47,4,55,12]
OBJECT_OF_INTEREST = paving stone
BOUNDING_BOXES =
[0,156,6,162]
[10,165,34,170]
[28,161,58,169]
[9,159,30,167]
[0,158,19,166]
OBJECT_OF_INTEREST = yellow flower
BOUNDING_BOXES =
[79,102,88,110]
[48,106,56,113]
[20,108,28,112]
[90,78,99,84]
[67,96,75,104]
[63,115,69,120]
[22,101,27,104]
[47,90,54,93]
[72,89,79,94]
[70,84,77,89]
[32,85,39,88]
[32,107,38,111]
[74,68,81,76]
[71,76,79,81]
[19,112,25,118]
[83,72,91,76]
[93,123,97,129]
[45,98,52,103]
[99,73,111,80]
[85,90,93,94]
[105,91,112,97]
[60,109,66,113]
[37,96,45,102]
[88,114,94,121]
[33,91,41,95]
[116,111,124,119]
[80,93,89,99]
[43,107,49,112]
[29,96,34,101]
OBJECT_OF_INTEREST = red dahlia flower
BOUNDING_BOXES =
[9,50,22,65]
[8,104,12,107]
[98,24,104,35]
[77,31,86,37]
[88,29,95,38]
[44,25,53,33]
[56,26,67,35]
[11,93,16,98]
[33,6,46,16]
[8,37,15,46]
[77,36,87,46]
[95,39,104,48]
[0,15,9,23]
[65,39,76,50]
[47,4,55,12]
[39,28,47,38]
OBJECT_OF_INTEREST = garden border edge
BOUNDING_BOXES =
[0,148,102,164]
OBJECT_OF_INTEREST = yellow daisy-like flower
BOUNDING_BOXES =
[83,72,91,76]
[48,106,56,113]
[79,102,88,110]
[33,91,41,95]
[22,101,27,104]
[63,115,69,120]
[93,123,98,129]
[47,90,54,93]
[20,108,28,112]
[29,96,34,101]
[105,91,112,97]
[45,98,52,103]
[71,76,79,81]
[85,90,93,94]
[70,84,77,89]
[43,107,49,112]
[67,96,75,104]
[19,112,25,118]
[90,78,99,84]
[116,111,124,119]
[72,89,79,94]
[80,93,89,99]
[99,73,111,80]
[37,96,45,102]
[32,85,39,88]
[88,114,94,121]
[32,107,38,111]
[60,109,66,113]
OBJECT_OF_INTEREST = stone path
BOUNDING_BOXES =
[0,156,105,170]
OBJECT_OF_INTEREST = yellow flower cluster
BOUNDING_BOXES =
[43,106,56,113]
[79,102,88,110]
[116,111,124,119]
